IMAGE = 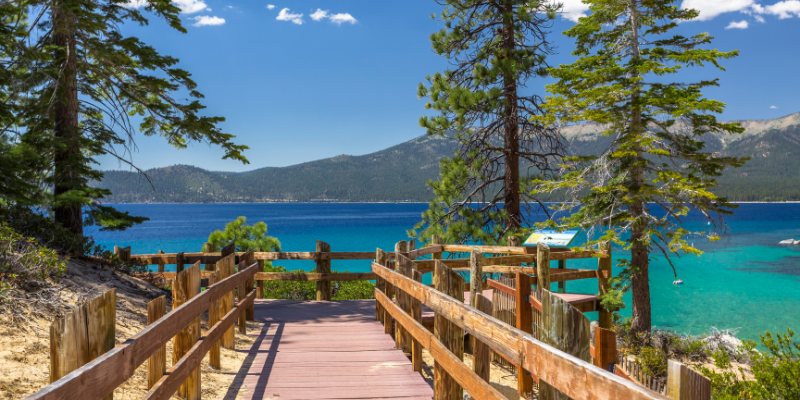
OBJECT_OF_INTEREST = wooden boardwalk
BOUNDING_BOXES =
[237,299,433,400]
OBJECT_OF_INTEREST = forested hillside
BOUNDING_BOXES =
[99,113,800,202]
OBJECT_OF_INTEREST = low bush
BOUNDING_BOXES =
[0,224,66,298]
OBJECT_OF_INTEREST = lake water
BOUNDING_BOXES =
[87,203,800,340]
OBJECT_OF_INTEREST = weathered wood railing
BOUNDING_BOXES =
[372,247,667,400]
[28,254,258,400]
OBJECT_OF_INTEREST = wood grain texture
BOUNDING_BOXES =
[433,260,464,400]
[666,360,710,400]
[315,241,332,301]
[372,261,668,400]
[216,254,236,349]
[172,262,201,399]
[147,296,167,388]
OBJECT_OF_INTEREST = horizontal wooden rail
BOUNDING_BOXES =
[372,262,666,400]
[375,289,505,399]
[255,271,377,281]
[146,289,256,399]
[129,251,376,264]
[27,262,258,400]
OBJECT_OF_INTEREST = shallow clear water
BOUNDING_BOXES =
[87,203,800,340]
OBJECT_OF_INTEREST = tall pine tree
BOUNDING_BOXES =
[415,0,563,245]
[537,0,745,333]
[19,0,247,236]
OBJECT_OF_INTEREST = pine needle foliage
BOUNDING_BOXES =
[536,0,747,333]
[414,0,564,245]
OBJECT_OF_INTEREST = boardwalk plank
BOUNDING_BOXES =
[239,300,433,400]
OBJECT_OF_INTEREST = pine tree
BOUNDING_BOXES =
[18,0,247,236]
[415,0,563,245]
[538,0,746,333]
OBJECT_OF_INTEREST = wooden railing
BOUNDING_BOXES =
[372,252,666,399]
[28,254,258,400]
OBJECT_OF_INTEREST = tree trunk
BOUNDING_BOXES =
[500,0,521,233]
[627,0,651,334]
[52,0,83,236]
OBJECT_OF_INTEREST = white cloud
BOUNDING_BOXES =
[192,15,225,26]
[266,4,275,10]
[310,8,329,21]
[173,0,209,14]
[770,105,779,109]
[308,8,358,25]
[276,8,303,25]
[725,19,750,29]
[763,0,800,18]
[681,0,754,21]
[123,0,208,14]
[556,0,590,22]
[328,13,357,25]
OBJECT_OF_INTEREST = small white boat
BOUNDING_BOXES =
[779,239,800,245]
[673,279,684,285]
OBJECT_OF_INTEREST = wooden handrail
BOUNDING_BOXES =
[27,262,258,400]
[372,262,666,400]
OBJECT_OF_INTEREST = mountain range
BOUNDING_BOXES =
[99,113,800,203]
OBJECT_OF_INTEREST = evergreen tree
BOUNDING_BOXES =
[18,0,247,236]
[414,0,564,245]
[537,0,746,333]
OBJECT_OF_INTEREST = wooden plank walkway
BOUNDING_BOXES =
[237,300,433,400]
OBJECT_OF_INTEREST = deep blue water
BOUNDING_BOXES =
[86,203,800,340]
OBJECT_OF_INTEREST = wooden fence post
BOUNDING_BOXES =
[394,241,408,352]
[473,293,492,382]
[147,296,167,388]
[237,252,253,333]
[377,248,395,335]
[204,242,216,272]
[593,326,617,372]
[411,269,423,372]
[434,260,464,400]
[315,241,331,301]
[256,259,265,299]
[50,289,116,400]
[469,249,483,307]
[176,252,185,273]
[536,243,551,294]
[598,241,613,329]
[557,259,566,293]
[539,289,592,400]
[172,262,201,400]
[241,252,255,321]
[375,248,387,322]
[515,272,534,395]
[157,250,165,273]
[208,271,221,370]
[217,254,236,350]
[666,360,711,400]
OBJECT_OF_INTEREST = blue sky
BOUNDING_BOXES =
[102,0,800,172]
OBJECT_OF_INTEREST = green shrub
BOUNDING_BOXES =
[332,279,374,300]
[204,216,280,254]
[637,346,668,377]
[0,224,66,297]
[701,329,800,400]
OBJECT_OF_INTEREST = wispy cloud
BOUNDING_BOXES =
[266,4,276,10]
[124,0,208,14]
[329,13,357,25]
[276,8,304,25]
[770,105,779,109]
[725,19,750,29]
[309,8,358,25]
[681,0,755,21]
[192,15,225,26]
[310,8,328,21]
[762,0,800,18]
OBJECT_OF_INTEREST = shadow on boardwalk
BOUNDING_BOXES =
[227,300,433,400]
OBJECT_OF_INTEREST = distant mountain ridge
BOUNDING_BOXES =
[99,113,800,202]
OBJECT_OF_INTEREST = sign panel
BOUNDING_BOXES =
[523,229,579,248]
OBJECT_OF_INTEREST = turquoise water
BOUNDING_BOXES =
[86,203,800,340]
